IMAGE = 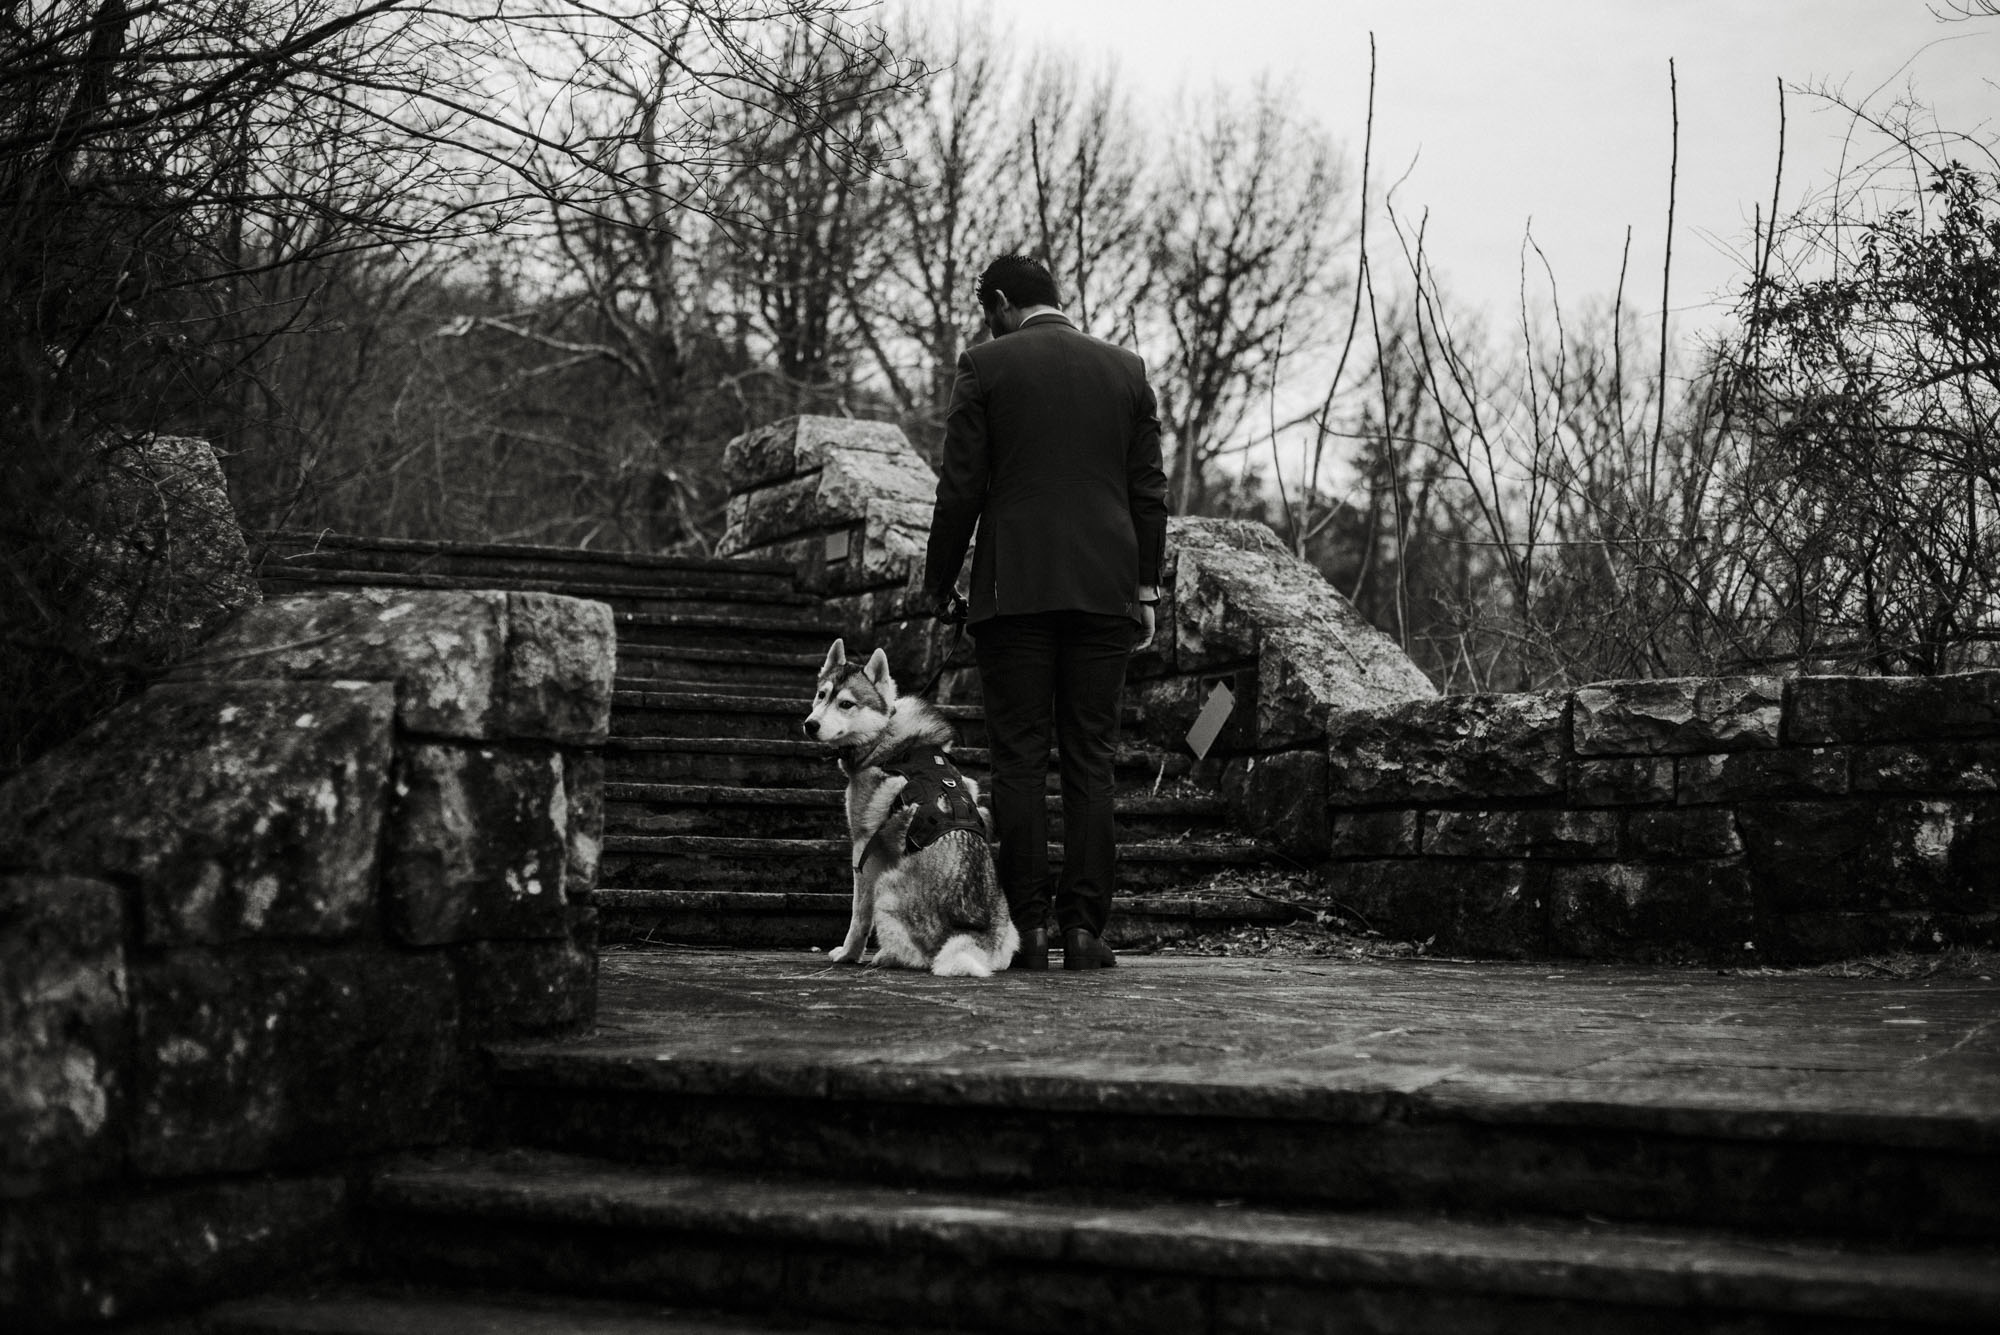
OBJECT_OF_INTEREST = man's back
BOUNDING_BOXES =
[928,314,1167,624]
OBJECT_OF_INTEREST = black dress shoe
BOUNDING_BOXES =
[1011,927,1048,971]
[1062,927,1116,970]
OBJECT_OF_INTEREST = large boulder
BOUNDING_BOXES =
[60,434,260,660]
[1163,519,1437,744]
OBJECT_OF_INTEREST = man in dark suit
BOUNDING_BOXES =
[921,254,1170,972]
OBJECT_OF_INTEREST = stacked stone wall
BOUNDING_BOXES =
[1321,674,2000,964]
[716,416,946,676]
[0,588,612,1330]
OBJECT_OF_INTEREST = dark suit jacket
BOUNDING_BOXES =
[923,312,1169,625]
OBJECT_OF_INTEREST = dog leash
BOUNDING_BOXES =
[914,594,969,699]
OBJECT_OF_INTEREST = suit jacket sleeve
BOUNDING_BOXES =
[923,352,987,602]
[1129,367,1169,587]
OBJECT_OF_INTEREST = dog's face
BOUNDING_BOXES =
[803,638,897,748]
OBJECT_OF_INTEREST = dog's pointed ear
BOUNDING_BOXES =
[821,639,846,676]
[863,646,892,686]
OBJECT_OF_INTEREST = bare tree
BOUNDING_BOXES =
[1720,96,2000,673]
[853,8,1021,443]
[1019,51,1149,340]
[1144,82,1350,515]
[0,0,911,763]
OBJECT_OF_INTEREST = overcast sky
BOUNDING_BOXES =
[973,0,2000,337]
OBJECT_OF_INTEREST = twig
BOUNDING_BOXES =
[1652,57,1678,495]
[1239,883,1375,934]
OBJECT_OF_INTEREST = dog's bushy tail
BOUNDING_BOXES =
[930,919,1021,977]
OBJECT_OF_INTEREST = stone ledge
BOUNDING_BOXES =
[1572,677,1783,756]
[0,681,395,947]
[169,589,614,744]
[722,415,917,491]
[1790,671,2000,745]
[1327,692,1568,806]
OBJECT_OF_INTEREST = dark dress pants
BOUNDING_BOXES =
[972,610,1134,937]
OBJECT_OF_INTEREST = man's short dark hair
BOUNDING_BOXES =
[977,254,1060,312]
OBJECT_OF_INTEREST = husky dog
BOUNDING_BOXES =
[802,639,1018,977]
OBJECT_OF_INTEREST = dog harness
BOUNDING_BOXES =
[883,744,985,852]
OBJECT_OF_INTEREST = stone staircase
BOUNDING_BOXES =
[183,948,2000,1334]
[253,532,1293,951]
[129,530,1996,1333]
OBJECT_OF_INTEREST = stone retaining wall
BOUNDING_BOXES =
[713,415,1995,965]
[0,588,612,1330]
[1321,674,2000,964]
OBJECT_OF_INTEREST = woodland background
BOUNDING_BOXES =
[5,0,2000,768]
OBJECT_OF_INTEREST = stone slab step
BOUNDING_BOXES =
[363,1151,2000,1332]
[199,1287,933,1334]
[611,690,983,742]
[605,736,1192,788]
[614,646,825,691]
[593,889,1294,948]
[603,783,1232,841]
[601,834,1270,862]
[258,567,818,617]
[609,689,1159,747]
[494,963,2000,1243]
[254,531,797,592]
[612,611,847,656]
[597,836,1277,896]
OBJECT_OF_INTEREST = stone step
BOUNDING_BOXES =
[610,690,984,743]
[498,953,2000,1246]
[258,566,819,618]
[493,1001,2000,1243]
[594,888,1294,948]
[362,1151,2000,1332]
[609,689,1161,747]
[612,610,848,656]
[614,645,825,691]
[254,530,798,593]
[602,783,1232,842]
[604,736,1193,789]
[596,835,1277,896]
[198,1287,936,1334]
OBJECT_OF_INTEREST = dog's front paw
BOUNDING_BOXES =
[827,943,857,963]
